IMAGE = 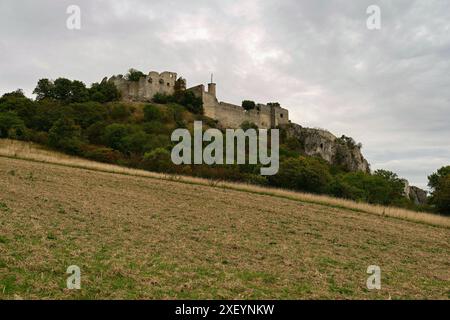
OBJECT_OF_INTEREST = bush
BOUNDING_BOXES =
[125,68,146,82]
[110,103,131,121]
[89,81,120,103]
[269,157,332,193]
[143,104,162,122]
[82,145,121,163]
[48,117,82,154]
[102,124,130,152]
[143,148,173,173]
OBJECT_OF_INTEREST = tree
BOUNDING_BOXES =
[428,165,450,214]
[33,79,55,100]
[177,91,203,114]
[48,117,82,154]
[89,81,120,103]
[0,112,27,139]
[242,100,256,110]
[373,169,405,201]
[432,175,450,214]
[52,78,73,102]
[126,68,146,82]
[269,157,332,193]
[102,123,130,152]
[428,166,450,190]
[70,80,90,103]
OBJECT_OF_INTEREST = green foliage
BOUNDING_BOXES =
[110,103,131,121]
[373,169,405,200]
[34,78,119,103]
[174,91,203,114]
[428,165,450,214]
[143,104,162,122]
[269,157,332,193]
[330,171,400,205]
[153,93,171,104]
[89,81,120,103]
[125,68,146,82]
[48,117,82,154]
[428,166,450,190]
[0,112,27,139]
[33,79,54,101]
[103,124,131,152]
[242,100,256,110]
[0,78,437,214]
[143,148,173,173]
[153,91,203,115]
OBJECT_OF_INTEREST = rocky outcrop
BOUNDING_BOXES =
[402,180,428,205]
[281,123,370,173]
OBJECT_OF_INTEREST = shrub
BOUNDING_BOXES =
[89,81,120,103]
[143,148,173,173]
[82,146,121,163]
[110,103,131,121]
[269,157,332,193]
[143,104,162,122]
[48,117,82,154]
[153,93,171,104]
[125,68,146,82]
[102,124,130,152]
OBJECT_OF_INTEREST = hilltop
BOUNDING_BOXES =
[0,71,443,212]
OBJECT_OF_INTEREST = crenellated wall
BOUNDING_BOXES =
[188,83,290,129]
[109,70,290,129]
[109,71,178,102]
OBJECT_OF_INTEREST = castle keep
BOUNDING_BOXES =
[108,70,289,129]
[110,71,178,102]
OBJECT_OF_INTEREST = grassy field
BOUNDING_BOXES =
[0,140,449,299]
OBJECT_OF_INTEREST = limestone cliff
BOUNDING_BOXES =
[402,180,428,205]
[281,123,370,173]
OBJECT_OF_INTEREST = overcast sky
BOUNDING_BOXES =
[1,0,449,188]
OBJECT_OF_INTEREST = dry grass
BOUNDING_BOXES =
[0,153,449,299]
[1,139,449,228]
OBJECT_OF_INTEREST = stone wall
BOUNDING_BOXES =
[109,71,177,102]
[188,83,290,129]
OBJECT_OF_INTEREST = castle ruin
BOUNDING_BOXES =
[108,70,289,129]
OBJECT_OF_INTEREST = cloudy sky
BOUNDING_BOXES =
[1,0,449,188]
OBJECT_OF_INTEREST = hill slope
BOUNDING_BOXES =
[0,146,449,299]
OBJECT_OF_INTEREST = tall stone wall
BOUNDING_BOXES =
[188,83,290,129]
[109,71,177,102]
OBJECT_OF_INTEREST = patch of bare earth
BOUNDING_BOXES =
[0,157,449,299]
